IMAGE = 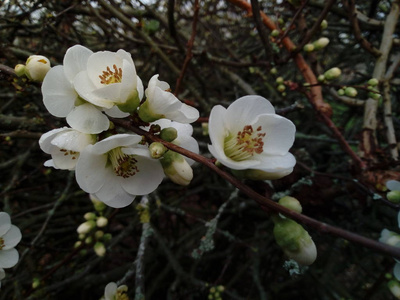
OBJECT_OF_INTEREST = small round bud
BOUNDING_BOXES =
[160,127,178,142]
[367,78,379,86]
[103,233,112,242]
[77,220,96,235]
[90,194,107,212]
[270,67,278,75]
[149,142,167,159]
[324,67,341,80]
[217,285,225,292]
[78,233,86,240]
[84,212,96,221]
[96,216,108,228]
[14,64,26,77]
[303,43,315,52]
[387,191,400,203]
[161,151,193,186]
[344,87,357,97]
[202,122,209,136]
[278,18,285,25]
[32,277,41,289]
[271,29,280,37]
[74,241,82,248]
[94,242,106,257]
[320,20,328,30]
[85,236,93,244]
[25,55,51,82]
[337,88,345,96]
[278,196,302,214]
[95,230,104,240]
[276,77,284,84]
[277,84,286,93]
[313,37,329,50]
[317,75,325,82]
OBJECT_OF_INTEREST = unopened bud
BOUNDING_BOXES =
[25,55,51,82]
[96,216,108,228]
[74,241,82,248]
[95,230,104,240]
[32,278,41,289]
[320,20,328,30]
[77,220,96,235]
[276,77,284,84]
[270,67,278,75]
[271,29,280,37]
[388,280,400,298]
[85,236,93,244]
[160,127,178,142]
[94,242,106,257]
[324,67,341,80]
[387,191,400,203]
[161,151,193,186]
[14,64,26,77]
[367,78,379,86]
[84,212,96,220]
[277,84,286,93]
[90,194,107,212]
[103,233,112,242]
[303,43,315,52]
[278,196,302,214]
[202,122,209,136]
[337,88,345,96]
[149,142,167,159]
[317,75,325,82]
[344,87,357,97]
[313,37,329,50]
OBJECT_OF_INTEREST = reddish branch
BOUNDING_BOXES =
[226,0,367,170]
[111,117,400,260]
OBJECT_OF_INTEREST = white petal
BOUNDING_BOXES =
[94,174,135,208]
[253,114,296,155]
[43,159,56,168]
[225,95,275,132]
[136,76,144,100]
[119,59,138,102]
[75,145,108,193]
[51,130,94,152]
[66,104,110,134]
[91,134,142,155]
[63,45,93,82]
[387,180,400,191]
[167,103,199,123]
[208,105,228,159]
[50,152,79,170]
[0,213,11,237]
[0,249,19,269]
[104,282,117,300]
[208,144,260,170]
[174,135,199,166]
[86,51,122,88]
[39,127,70,154]
[257,152,296,173]
[2,225,21,250]
[104,106,130,118]
[42,66,77,117]
[120,157,164,195]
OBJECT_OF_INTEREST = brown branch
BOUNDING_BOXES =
[174,0,199,96]
[111,117,400,260]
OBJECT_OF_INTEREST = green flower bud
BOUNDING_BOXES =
[32,277,41,289]
[344,87,357,97]
[77,220,96,234]
[367,87,381,100]
[367,78,379,86]
[273,218,317,265]
[96,216,108,228]
[160,127,178,142]
[388,280,400,299]
[387,191,400,203]
[320,20,328,30]
[85,236,93,244]
[324,67,341,80]
[270,67,278,75]
[95,230,104,240]
[14,64,26,77]
[276,77,284,84]
[90,195,107,212]
[279,196,302,214]
[271,29,280,37]
[84,212,96,221]
[149,142,167,159]
[277,84,286,93]
[161,151,193,186]
[313,37,329,50]
[337,88,345,96]
[278,18,285,25]
[74,241,82,248]
[303,43,315,52]
[94,242,106,257]
[202,122,209,136]
[317,75,325,82]
[103,233,112,242]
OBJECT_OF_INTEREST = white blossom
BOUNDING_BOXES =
[103,282,129,300]
[208,95,296,180]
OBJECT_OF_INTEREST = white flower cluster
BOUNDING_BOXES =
[39,45,199,208]
[0,212,22,288]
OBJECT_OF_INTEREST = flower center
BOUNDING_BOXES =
[59,149,78,160]
[0,237,4,250]
[108,147,139,178]
[99,64,122,85]
[224,125,265,161]
[115,290,129,300]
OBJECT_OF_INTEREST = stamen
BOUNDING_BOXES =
[109,148,139,178]
[224,125,266,161]
[99,64,123,85]
[0,237,4,250]
[59,149,78,160]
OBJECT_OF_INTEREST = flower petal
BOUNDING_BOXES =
[39,127,70,154]
[103,106,130,118]
[63,45,93,82]
[0,248,19,269]
[104,282,117,300]
[0,213,11,237]
[42,66,77,117]
[208,144,260,170]
[387,180,400,191]
[258,152,296,173]
[94,174,135,208]
[2,225,21,250]
[167,103,199,123]
[66,103,110,134]
[91,134,142,155]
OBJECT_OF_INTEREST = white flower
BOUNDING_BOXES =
[103,282,129,300]
[138,75,199,123]
[42,45,111,134]
[75,134,164,208]
[208,95,296,180]
[0,212,22,270]
[73,48,143,113]
[39,127,96,170]
[25,55,51,82]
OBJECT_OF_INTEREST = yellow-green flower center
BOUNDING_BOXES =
[99,64,122,85]
[224,125,265,161]
[0,237,5,250]
[59,149,78,160]
[108,148,139,178]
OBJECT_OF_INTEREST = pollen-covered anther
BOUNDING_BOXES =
[109,148,139,178]
[224,125,266,161]
[60,149,78,159]
[0,237,4,250]
[99,64,122,85]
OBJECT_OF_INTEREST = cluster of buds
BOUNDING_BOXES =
[337,86,358,98]
[75,195,111,257]
[367,78,382,100]
[15,55,51,82]
[275,76,286,96]
[272,196,317,266]
[303,37,330,53]
[207,285,225,300]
